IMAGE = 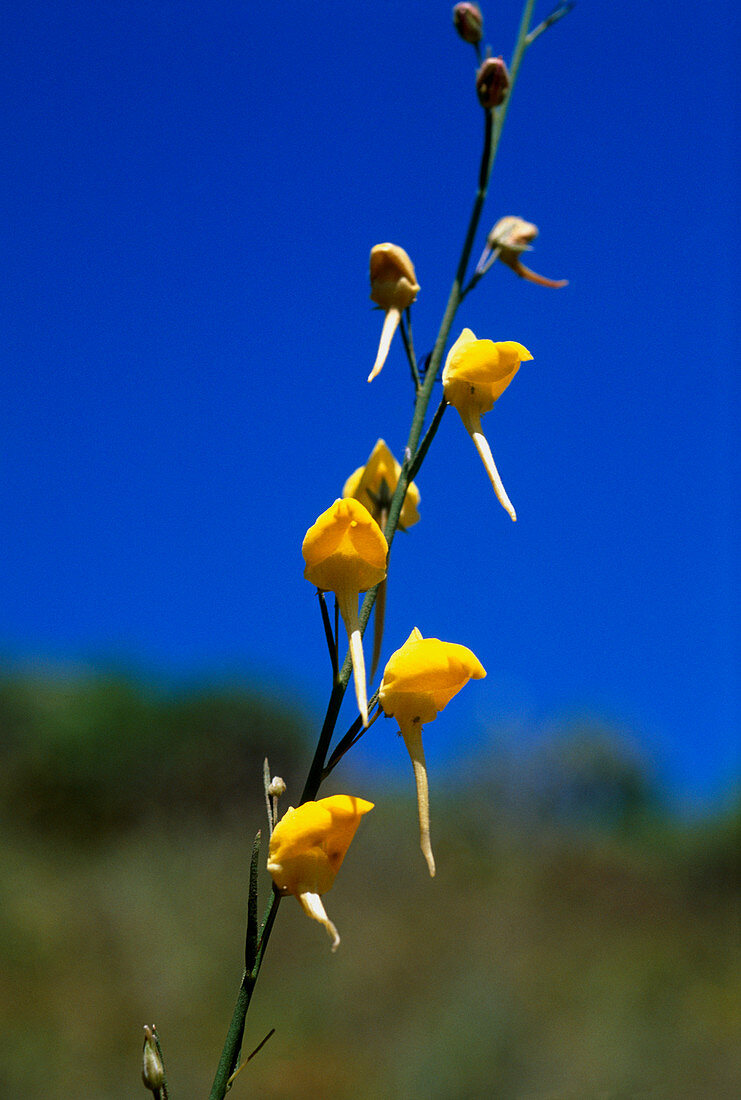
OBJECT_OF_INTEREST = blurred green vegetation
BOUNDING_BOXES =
[0,671,739,1098]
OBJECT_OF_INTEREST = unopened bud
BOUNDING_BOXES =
[476,56,510,109]
[367,243,420,383]
[142,1026,165,1092]
[453,3,483,45]
[268,776,286,798]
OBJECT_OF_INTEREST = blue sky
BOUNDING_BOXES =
[1,1,737,810]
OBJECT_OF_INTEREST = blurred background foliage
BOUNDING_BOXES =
[1,670,738,1097]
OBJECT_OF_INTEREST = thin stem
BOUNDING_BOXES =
[322,695,381,778]
[399,310,421,389]
[492,0,536,153]
[370,575,386,682]
[209,5,540,1080]
[207,977,249,1100]
[526,2,575,45]
[407,399,447,484]
[461,245,500,299]
[207,891,282,1100]
[317,591,339,679]
[225,1029,276,1089]
[245,832,261,971]
[262,758,272,833]
[152,1028,169,1100]
[300,679,347,802]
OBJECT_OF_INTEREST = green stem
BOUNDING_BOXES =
[300,679,347,802]
[317,591,339,680]
[208,5,539,1087]
[493,0,536,153]
[408,399,447,484]
[152,1028,169,1100]
[526,2,574,46]
[208,892,281,1100]
[399,310,420,389]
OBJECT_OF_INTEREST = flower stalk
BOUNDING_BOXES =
[205,2,574,1092]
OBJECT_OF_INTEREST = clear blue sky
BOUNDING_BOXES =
[1,1,737,810]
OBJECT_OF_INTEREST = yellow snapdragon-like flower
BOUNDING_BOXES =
[442,328,533,521]
[343,439,421,680]
[268,795,374,951]
[379,628,486,876]
[303,498,388,725]
[343,438,421,531]
[368,243,420,383]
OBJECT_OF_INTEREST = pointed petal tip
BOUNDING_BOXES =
[469,428,518,522]
[368,308,401,382]
[299,892,341,951]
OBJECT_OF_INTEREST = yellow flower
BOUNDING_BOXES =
[442,327,533,521]
[343,439,421,679]
[303,498,388,725]
[342,438,421,531]
[368,243,420,383]
[268,795,374,951]
[379,628,486,876]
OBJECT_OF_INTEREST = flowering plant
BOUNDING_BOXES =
[140,4,574,1096]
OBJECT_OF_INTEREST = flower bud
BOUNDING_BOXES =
[268,775,286,798]
[368,243,419,382]
[142,1026,165,1092]
[453,3,483,44]
[476,56,509,109]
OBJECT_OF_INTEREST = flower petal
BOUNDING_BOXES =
[297,892,341,951]
[303,498,388,595]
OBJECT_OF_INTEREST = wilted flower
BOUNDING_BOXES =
[343,439,420,679]
[453,2,483,44]
[442,328,533,521]
[368,243,420,382]
[303,498,388,724]
[379,628,486,875]
[476,56,509,109]
[267,795,374,950]
[484,216,568,287]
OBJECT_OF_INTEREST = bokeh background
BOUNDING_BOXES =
[1,1,738,1096]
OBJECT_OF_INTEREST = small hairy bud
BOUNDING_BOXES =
[453,3,483,45]
[142,1026,165,1092]
[268,775,286,798]
[476,56,510,109]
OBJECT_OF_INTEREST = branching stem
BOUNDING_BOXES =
[207,4,549,1092]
